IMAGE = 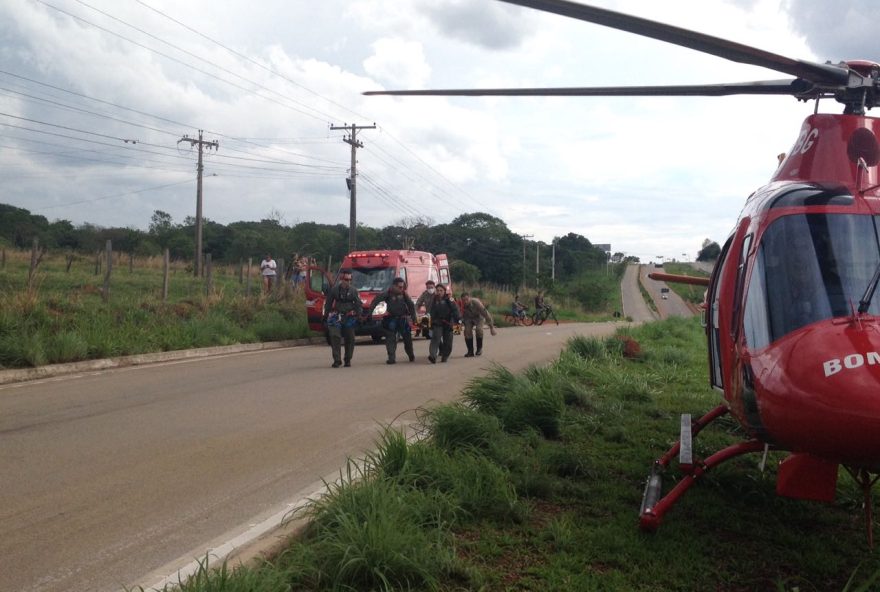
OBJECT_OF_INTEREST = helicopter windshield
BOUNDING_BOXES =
[744,213,880,349]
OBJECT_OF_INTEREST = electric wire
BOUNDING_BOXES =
[35,0,331,124]
[33,177,194,210]
[133,0,372,123]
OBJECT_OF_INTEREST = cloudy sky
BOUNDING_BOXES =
[1,0,877,261]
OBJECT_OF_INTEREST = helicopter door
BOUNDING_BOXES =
[707,237,733,390]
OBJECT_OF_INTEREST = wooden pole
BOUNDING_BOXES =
[102,240,112,302]
[94,250,101,275]
[28,237,39,289]
[66,254,74,272]
[245,257,252,297]
[205,253,213,297]
[276,257,284,293]
[162,248,170,302]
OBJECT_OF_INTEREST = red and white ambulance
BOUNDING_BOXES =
[304,250,452,341]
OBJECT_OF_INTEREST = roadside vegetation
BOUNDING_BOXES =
[142,317,880,592]
[467,264,626,326]
[662,262,710,306]
[0,250,310,369]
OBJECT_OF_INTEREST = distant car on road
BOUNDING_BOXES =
[661,287,670,300]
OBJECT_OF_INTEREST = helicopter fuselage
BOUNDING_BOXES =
[710,113,880,471]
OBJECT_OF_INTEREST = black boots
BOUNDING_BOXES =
[476,337,483,356]
[464,337,475,357]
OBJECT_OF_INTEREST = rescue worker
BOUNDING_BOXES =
[367,277,416,364]
[323,270,361,368]
[427,283,460,363]
[459,292,496,357]
[414,280,436,313]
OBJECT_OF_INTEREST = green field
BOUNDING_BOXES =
[661,262,710,306]
[0,250,311,368]
[147,317,880,592]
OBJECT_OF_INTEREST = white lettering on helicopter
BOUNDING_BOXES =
[791,127,819,155]
[823,351,880,377]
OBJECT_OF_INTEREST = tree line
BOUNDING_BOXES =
[0,203,612,285]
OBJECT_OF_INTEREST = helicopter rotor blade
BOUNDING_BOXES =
[364,79,815,98]
[498,0,849,86]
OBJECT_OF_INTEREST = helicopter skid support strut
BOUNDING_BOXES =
[640,404,765,531]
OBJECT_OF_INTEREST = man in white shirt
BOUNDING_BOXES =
[260,253,277,292]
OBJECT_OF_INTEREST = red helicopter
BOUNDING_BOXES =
[366,0,880,543]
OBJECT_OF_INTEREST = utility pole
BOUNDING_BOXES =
[178,130,218,277]
[520,234,533,290]
[330,122,376,252]
[536,242,540,289]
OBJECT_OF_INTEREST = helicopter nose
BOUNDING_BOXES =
[749,320,880,467]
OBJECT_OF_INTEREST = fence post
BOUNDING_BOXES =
[276,257,284,293]
[102,240,112,302]
[66,253,74,272]
[94,250,101,275]
[205,253,213,297]
[162,248,170,302]
[246,257,252,297]
[27,237,40,290]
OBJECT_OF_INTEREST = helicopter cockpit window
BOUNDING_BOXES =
[744,213,880,349]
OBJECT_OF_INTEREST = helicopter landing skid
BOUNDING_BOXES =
[639,404,766,531]
[842,466,880,549]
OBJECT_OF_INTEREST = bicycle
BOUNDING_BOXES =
[503,308,533,326]
[533,304,559,326]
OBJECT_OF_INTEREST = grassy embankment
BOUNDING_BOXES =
[0,250,311,369]
[145,317,880,592]
[661,262,711,306]
[472,265,626,326]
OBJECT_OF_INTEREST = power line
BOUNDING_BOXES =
[33,177,194,210]
[35,0,332,124]
[133,0,371,123]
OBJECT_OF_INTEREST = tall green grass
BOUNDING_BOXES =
[142,317,880,591]
[0,250,312,368]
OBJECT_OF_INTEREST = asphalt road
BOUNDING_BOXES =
[639,265,695,319]
[620,264,657,323]
[0,322,619,592]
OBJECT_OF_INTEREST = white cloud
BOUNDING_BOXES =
[363,38,431,89]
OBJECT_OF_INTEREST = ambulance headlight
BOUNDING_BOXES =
[373,302,387,315]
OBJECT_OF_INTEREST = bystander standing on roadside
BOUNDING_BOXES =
[260,254,277,292]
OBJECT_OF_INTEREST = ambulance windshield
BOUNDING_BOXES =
[744,213,880,349]
[347,267,395,292]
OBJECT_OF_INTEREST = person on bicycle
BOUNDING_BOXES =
[534,291,546,314]
[511,294,526,320]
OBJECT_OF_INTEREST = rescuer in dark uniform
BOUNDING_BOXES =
[367,277,417,364]
[323,270,361,368]
[426,283,460,363]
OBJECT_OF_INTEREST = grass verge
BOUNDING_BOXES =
[137,317,880,591]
